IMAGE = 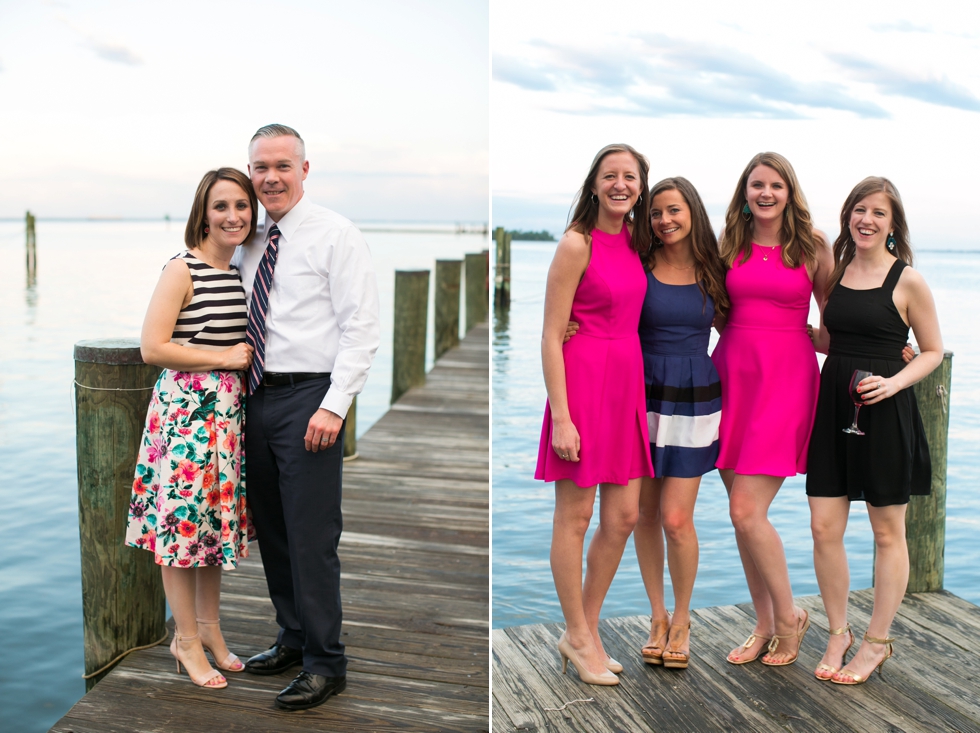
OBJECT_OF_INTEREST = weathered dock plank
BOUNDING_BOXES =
[493,589,980,732]
[52,324,489,732]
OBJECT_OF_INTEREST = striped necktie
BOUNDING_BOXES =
[245,225,281,394]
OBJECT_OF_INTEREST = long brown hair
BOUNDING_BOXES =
[647,177,730,317]
[566,143,652,254]
[720,152,820,270]
[185,167,258,249]
[827,176,912,295]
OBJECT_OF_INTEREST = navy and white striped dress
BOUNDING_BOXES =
[639,272,722,478]
[125,251,250,568]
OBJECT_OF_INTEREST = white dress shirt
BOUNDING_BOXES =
[235,194,381,419]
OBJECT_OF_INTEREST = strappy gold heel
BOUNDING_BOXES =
[761,609,810,667]
[814,624,853,681]
[727,632,772,664]
[831,633,894,685]
[641,615,672,665]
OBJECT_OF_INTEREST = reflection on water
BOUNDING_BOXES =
[0,220,487,733]
[492,242,980,629]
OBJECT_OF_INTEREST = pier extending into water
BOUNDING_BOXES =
[493,587,980,732]
[51,324,489,732]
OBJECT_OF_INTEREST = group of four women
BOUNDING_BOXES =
[536,146,943,687]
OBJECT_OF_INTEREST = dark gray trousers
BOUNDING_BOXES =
[245,376,346,677]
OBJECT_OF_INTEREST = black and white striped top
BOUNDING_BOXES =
[170,251,248,351]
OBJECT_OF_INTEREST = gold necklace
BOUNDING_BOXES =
[659,253,695,270]
[759,243,780,261]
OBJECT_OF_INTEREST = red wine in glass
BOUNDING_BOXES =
[843,369,872,435]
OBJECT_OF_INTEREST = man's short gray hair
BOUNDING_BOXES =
[249,124,306,160]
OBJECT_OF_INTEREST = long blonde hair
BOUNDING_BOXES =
[720,152,820,270]
[566,144,652,255]
[827,176,912,295]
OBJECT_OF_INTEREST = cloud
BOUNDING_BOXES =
[83,38,143,66]
[870,20,932,33]
[494,34,890,119]
[56,16,144,66]
[827,53,980,111]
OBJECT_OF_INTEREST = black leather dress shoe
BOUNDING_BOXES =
[243,644,303,675]
[275,671,347,710]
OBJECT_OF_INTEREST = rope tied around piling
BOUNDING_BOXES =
[74,380,155,392]
[81,632,169,679]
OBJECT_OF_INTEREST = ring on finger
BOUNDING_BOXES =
[877,381,882,390]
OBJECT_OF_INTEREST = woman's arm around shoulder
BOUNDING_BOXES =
[809,229,835,310]
[541,230,591,462]
[140,257,253,372]
[862,266,942,404]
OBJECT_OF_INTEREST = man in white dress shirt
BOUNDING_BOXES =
[237,124,380,710]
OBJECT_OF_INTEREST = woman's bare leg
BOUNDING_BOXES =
[809,496,852,676]
[835,503,908,682]
[161,566,222,682]
[727,472,804,664]
[582,478,641,660]
[550,480,607,676]
[634,476,669,633]
[195,566,238,667]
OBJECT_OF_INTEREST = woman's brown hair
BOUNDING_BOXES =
[566,144,652,255]
[647,176,730,318]
[184,167,258,249]
[720,152,820,270]
[827,176,912,295]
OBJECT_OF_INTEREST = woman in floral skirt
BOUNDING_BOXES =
[125,168,256,689]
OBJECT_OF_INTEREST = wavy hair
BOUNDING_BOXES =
[566,144,652,255]
[647,177,730,318]
[827,176,912,295]
[184,168,258,250]
[720,152,820,270]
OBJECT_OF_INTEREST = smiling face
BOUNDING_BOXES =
[248,135,309,220]
[651,188,692,247]
[849,191,893,252]
[745,164,789,223]
[591,151,641,220]
[205,180,253,248]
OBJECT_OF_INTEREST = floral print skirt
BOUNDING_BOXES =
[125,369,248,568]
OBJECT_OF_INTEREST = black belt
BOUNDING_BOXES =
[261,372,331,387]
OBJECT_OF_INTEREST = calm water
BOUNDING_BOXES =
[0,220,487,732]
[492,242,980,629]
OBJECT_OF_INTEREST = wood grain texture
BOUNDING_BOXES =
[493,589,980,732]
[54,325,489,732]
[436,259,462,359]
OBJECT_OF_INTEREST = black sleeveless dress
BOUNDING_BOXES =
[806,259,931,506]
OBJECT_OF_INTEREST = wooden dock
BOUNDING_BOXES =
[493,588,980,732]
[52,324,489,733]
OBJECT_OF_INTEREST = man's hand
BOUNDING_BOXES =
[305,408,344,452]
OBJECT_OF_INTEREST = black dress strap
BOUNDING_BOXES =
[882,259,907,293]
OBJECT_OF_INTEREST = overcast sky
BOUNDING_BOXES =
[0,0,488,222]
[491,0,980,249]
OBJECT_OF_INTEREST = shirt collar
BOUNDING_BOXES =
[263,193,311,244]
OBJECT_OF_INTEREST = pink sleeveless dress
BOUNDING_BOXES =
[711,244,819,476]
[535,225,653,487]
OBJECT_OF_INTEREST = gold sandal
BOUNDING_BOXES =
[663,622,691,669]
[727,632,772,665]
[814,624,853,681]
[761,609,810,667]
[641,615,672,665]
[831,633,894,685]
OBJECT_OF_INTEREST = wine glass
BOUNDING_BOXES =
[843,369,872,435]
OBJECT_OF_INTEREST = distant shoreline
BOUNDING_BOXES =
[0,218,490,235]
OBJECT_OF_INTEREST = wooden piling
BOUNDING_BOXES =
[494,227,511,309]
[391,270,429,403]
[464,252,488,333]
[343,395,358,460]
[435,259,461,359]
[73,339,167,690]
[26,210,37,284]
[904,350,954,592]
